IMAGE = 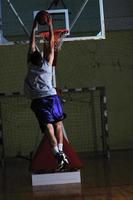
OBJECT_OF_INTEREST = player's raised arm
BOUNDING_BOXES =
[28,18,37,54]
[44,15,55,66]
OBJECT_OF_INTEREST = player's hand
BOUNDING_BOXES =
[32,17,38,29]
[46,15,53,26]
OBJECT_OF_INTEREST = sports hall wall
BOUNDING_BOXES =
[0,31,133,152]
[57,31,133,151]
[0,0,133,154]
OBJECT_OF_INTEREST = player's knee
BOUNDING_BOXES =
[54,122,62,130]
[46,123,54,133]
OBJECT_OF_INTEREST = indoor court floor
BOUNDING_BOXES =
[0,150,133,200]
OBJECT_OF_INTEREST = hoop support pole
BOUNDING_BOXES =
[57,0,89,50]
[6,0,40,51]
[69,0,89,31]
[6,0,30,37]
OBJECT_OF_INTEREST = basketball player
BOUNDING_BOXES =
[24,12,68,171]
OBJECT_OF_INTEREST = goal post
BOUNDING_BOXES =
[0,86,110,166]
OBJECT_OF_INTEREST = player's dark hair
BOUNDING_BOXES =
[28,50,43,66]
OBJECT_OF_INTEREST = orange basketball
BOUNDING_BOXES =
[36,10,49,25]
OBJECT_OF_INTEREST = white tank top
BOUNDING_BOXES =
[24,60,57,99]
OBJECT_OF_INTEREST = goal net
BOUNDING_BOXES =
[0,87,107,159]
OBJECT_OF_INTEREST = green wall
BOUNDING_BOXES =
[57,31,133,150]
[0,30,133,152]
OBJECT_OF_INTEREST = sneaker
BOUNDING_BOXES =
[59,151,69,166]
[55,152,69,171]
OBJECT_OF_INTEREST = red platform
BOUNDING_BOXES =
[31,135,83,173]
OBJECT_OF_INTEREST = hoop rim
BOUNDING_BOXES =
[36,28,69,40]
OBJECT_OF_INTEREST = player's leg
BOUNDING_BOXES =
[46,123,59,155]
[54,121,69,169]
[54,121,63,150]
[46,123,57,146]
[45,122,67,171]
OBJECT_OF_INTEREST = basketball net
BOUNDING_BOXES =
[36,28,69,52]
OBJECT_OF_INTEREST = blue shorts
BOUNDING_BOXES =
[31,95,66,132]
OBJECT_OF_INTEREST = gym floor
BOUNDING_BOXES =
[0,150,133,200]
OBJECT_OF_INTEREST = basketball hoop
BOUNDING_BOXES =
[36,28,69,51]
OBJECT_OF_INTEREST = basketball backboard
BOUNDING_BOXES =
[1,0,105,43]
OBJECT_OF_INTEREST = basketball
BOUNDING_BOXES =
[36,10,50,25]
